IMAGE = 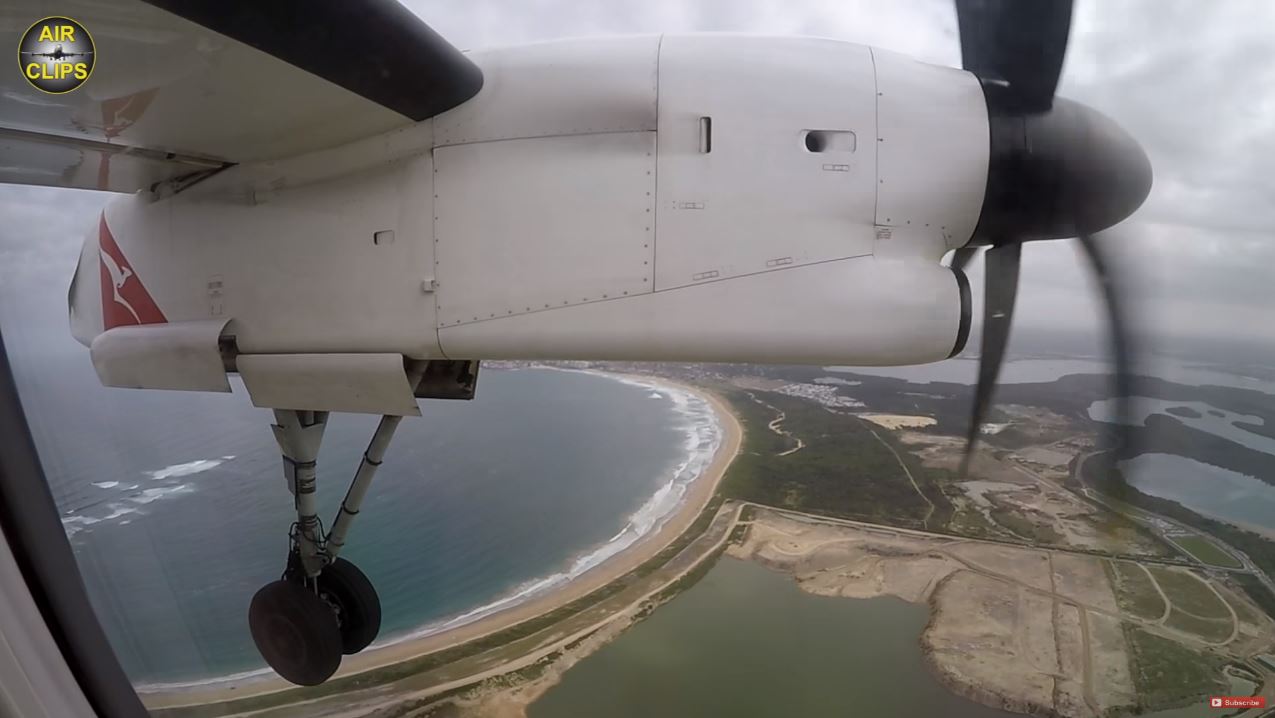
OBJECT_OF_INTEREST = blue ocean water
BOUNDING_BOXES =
[10,349,712,685]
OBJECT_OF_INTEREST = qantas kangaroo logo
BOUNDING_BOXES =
[98,214,166,329]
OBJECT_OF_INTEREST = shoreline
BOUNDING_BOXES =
[140,373,743,709]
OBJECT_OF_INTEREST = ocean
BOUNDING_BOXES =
[9,348,721,686]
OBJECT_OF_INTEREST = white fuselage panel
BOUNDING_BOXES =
[73,34,992,405]
[434,131,658,327]
[654,35,878,291]
[872,48,988,251]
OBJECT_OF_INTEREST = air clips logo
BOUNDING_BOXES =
[18,16,95,94]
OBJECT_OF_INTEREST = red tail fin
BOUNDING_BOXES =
[99,214,166,329]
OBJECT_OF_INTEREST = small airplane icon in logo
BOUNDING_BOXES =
[21,44,92,61]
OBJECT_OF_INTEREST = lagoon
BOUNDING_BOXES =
[531,557,1019,718]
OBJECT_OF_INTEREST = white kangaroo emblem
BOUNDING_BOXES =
[100,248,142,323]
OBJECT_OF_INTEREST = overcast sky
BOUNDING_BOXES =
[2,0,1273,361]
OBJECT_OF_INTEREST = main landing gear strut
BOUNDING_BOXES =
[247,361,478,686]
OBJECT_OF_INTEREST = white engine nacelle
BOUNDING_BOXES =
[69,35,988,407]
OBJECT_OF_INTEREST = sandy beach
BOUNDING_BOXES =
[141,375,742,710]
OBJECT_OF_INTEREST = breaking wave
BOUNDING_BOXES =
[146,458,230,481]
[372,369,722,650]
[61,457,233,536]
[131,373,725,692]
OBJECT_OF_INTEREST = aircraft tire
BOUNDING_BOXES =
[248,580,342,686]
[316,558,382,655]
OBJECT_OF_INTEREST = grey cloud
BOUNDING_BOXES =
[0,186,107,352]
[0,186,105,278]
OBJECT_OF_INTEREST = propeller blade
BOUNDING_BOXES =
[1075,232,1137,458]
[951,247,981,274]
[959,243,1021,476]
[956,0,1073,114]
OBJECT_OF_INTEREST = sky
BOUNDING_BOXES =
[2,0,1273,362]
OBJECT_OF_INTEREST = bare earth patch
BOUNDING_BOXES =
[924,572,1057,715]
[899,430,1167,556]
[1089,612,1137,709]
[856,413,938,430]
[946,543,1054,592]
[730,509,1140,718]
[1054,603,1090,716]
[1052,553,1119,614]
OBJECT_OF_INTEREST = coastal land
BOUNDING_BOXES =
[647,360,1275,718]
[144,357,1275,718]
[140,375,741,715]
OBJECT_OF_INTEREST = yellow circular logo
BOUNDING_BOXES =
[18,16,94,94]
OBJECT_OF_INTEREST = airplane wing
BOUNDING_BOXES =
[0,0,482,193]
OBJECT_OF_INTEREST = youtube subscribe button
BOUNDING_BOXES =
[1209,696,1265,709]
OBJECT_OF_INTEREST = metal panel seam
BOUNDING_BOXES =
[430,147,451,359]
[869,46,880,232]
[653,33,664,291]
[436,252,876,329]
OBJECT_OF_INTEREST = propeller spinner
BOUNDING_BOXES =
[953,0,1152,475]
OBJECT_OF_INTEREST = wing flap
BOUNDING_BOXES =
[0,125,228,193]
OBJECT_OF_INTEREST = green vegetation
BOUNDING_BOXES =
[988,506,1065,544]
[982,425,1048,450]
[651,546,727,603]
[1234,574,1275,619]
[1147,567,1231,619]
[1215,584,1264,627]
[719,390,950,529]
[943,489,1006,539]
[1105,560,1166,621]
[1165,609,1234,643]
[372,649,565,718]
[1172,534,1243,568]
[1124,626,1228,711]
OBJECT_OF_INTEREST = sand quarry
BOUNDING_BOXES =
[857,413,938,430]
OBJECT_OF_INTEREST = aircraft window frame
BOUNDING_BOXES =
[0,328,148,718]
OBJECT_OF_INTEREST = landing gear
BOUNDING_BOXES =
[247,555,381,684]
[246,361,479,686]
[248,580,342,686]
[246,406,404,685]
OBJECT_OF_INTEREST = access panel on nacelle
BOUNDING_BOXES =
[653,35,879,291]
[433,132,658,328]
[871,47,988,251]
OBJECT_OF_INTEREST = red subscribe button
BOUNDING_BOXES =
[1209,696,1265,709]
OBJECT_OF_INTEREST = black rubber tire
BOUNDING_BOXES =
[317,558,382,655]
[248,580,342,686]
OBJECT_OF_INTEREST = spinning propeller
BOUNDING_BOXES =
[952,0,1152,474]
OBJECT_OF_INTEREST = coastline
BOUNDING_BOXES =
[140,373,743,709]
